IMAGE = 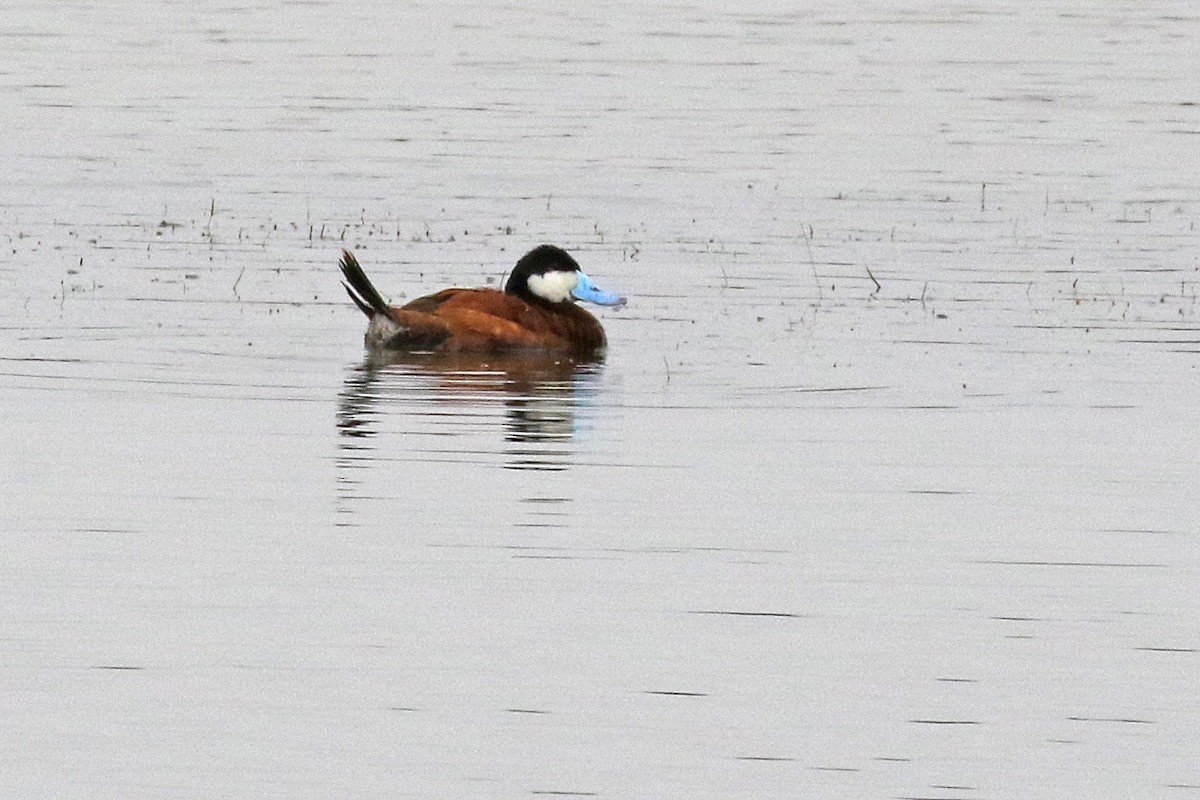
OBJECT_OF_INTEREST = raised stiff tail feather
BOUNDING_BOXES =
[339,249,391,318]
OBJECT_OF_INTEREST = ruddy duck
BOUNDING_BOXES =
[339,245,624,354]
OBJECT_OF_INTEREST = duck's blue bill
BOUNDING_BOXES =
[572,271,626,306]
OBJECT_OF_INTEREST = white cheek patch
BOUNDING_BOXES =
[526,270,579,303]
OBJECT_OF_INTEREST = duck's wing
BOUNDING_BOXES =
[362,289,529,351]
[404,290,565,351]
[373,288,601,353]
[397,288,466,314]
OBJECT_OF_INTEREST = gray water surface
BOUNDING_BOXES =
[2,2,1199,798]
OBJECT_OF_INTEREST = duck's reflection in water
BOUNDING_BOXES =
[336,350,605,474]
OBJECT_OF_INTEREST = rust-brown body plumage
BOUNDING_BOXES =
[338,247,615,355]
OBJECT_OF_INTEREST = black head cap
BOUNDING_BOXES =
[505,245,582,299]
